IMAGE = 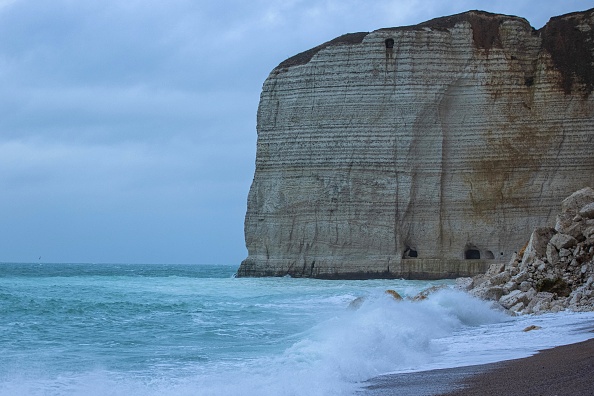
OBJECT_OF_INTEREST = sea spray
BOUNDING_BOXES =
[266,289,508,392]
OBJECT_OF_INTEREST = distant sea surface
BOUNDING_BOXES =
[1,262,594,396]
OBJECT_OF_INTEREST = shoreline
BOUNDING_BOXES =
[363,338,594,396]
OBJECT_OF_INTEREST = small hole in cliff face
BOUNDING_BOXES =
[402,247,418,259]
[525,77,534,87]
[465,249,481,259]
[385,38,394,49]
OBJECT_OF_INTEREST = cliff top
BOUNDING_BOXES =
[276,32,368,70]
[273,8,594,95]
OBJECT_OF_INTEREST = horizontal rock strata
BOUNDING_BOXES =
[238,9,594,279]
[465,187,594,313]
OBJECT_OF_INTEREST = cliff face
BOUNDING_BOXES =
[238,9,594,279]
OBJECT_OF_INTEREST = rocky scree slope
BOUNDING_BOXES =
[464,188,594,314]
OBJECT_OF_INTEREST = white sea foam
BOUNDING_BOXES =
[4,289,594,396]
[2,266,594,396]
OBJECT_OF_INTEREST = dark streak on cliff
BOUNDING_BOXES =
[417,11,509,51]
[540,8,594,96]
[274,32,368,72]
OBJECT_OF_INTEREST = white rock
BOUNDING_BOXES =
[557,188,594,237]
[503,280,518,293]
[561,187,594,215]
[550,233,577,250]
[573,245,582,257]
[579,202,594,219]
[546,243,560,265]
[455,277,473,290]
[512,270,530,283]
[519,281,532,292]
[485,262,506,277]
[521,229,557,268]
[491,271,511,286]
[559,248,572,258]
[570,292,583,306]
[499,289,529,309]
[482,286,506,301]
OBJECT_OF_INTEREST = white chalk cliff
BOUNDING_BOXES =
[238,9,594,279]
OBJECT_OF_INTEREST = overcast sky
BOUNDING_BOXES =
[0,0,590,265]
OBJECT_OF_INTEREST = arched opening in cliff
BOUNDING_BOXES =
[465,248,481,259]
[385,38,394,49]
[403,247,418,259]
[484,250,495,259]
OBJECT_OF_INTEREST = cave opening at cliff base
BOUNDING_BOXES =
[465,248,481,259]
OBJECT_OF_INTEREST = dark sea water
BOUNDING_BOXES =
[1,262,593,396]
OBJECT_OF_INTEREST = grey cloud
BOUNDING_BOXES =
[0,0,588,264]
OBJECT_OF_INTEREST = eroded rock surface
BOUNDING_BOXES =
[466,188,594,314]
[238,9,594,279]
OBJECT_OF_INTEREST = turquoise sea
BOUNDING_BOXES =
[1,262,594,396]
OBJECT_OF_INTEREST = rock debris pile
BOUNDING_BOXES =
[464,188,594,314]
